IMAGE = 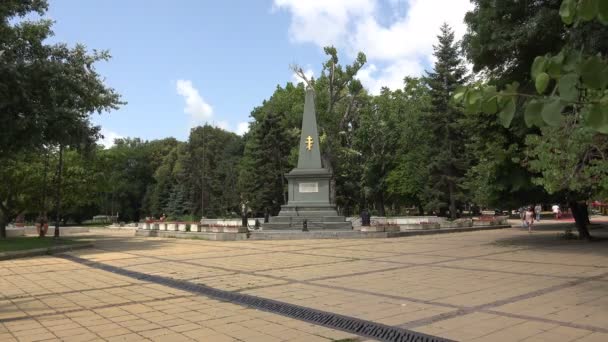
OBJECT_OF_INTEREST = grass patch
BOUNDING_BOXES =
[0,237,80,253]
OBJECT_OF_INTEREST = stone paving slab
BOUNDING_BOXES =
[1,224,607,341]
[0,267,356,341]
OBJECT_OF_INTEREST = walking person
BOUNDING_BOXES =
[525,206,535,233]
[35,214,48,237]
[519,206,526,228]
[552,204,561,220]
[534,203,542,221]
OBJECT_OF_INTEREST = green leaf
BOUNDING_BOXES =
[599,0,608,23]
[580,56,608,89]
[453,86,466,102]
[578,0,599,21]
[563,50,582,72]
[524,100,544,127]
[467,89,482,106]
[531,57,547,79]
[558,73,579,102]
[547,53,564,78]
[584,104,608,133]
[541,97,565,127]
[463,90,483,114]
[505,81,520,94]
[482,97,498,114]
[482,85,497,96]
[559,0,576,24]
[535,72,550,94]
[498,98,516,128]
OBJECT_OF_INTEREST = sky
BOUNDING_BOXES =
[42,0,474,146]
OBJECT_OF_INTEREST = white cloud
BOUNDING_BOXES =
[236,122,249,136]
[99,129,123,148]
[176,80,249,135]
[176,79,213,125]
[357,60,423,94]
[215,120,230,131]
[273,0,375,47]
[274,0,473,94]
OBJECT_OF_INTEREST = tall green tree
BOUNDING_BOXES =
[0,152,47,235]
[314,47,367,208]
[239,109,294,216]
[386,78,433,214]
[0,0,122,237]
[356,88,402,216]
[187,125,243,218]
[423,24,469,218]
[458,0,608,239]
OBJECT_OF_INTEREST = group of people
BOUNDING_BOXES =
[519,203,565,232]
[519,204,542,233]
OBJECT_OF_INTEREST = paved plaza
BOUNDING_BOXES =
[1,224,607,341]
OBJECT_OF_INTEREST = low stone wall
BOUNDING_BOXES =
[6,228,25,237]
[23,226,89,235]
[201,219,257,226]
[350,216,446,227]
[136,229,248,241]
[140,219,257,230]
[135,222,511,241]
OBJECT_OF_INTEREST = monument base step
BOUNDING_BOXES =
[262,217,353,230]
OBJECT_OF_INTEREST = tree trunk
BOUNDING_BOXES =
[39,152,49,238]
[376,194,385,217]
[416,201,424,216]
[582,203,591,224]
[0,215,6,239]
[448,181,456,220]
[569,201,591,240]
[54,145,64,239]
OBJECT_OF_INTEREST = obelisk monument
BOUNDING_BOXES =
[263,87,352,230]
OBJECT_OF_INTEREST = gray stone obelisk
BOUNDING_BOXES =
[263,87,352,230]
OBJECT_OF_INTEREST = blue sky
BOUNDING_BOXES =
[43,0,473,145]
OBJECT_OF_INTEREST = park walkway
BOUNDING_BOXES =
[1,223,607,341]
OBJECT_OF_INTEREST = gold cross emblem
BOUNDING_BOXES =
[305,136,314,151]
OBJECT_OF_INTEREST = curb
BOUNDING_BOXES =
[0,243,94,261]
[387,224,512,237]
[134,225,512,241]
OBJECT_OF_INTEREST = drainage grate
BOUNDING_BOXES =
[57,254,454,342]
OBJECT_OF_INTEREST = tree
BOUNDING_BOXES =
[314,47,367,207]
[239,109,294,216]
[423,24,469,219]
[187,125,243,218]
[0,0,123,238]
[0,153,47,237]
[386,78,433,214]
[356,88,403,216]
[457,0,608,239]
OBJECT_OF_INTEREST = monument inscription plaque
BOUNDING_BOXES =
[299,182,319,193]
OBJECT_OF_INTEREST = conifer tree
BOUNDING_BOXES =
[423,23,469,219]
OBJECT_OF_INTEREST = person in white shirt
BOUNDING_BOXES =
[552,204,561,219]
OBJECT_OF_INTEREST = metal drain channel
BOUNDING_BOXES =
[58,254,454,342]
